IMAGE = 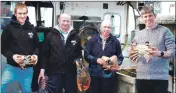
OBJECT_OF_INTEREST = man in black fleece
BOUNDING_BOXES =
[38,13,82,93]
[1,3,39,93]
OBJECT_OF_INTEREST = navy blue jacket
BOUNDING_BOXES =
[84,34,124,78]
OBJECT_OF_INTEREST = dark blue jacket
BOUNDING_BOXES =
[84,34,124,78]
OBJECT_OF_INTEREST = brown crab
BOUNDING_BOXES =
[129,43,154,63]
[101,55,120,71]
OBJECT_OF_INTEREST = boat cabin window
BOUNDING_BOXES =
[28,6,37,26]
[40,7,53,27]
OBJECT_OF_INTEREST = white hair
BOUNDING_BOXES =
[100,20,112,32]
[101,20,112,26]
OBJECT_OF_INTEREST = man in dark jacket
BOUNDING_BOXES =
[1,3,39,93]
[84,20,124,93]
[38,13,82,93]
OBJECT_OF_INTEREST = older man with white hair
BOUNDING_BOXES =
[84,20,124,93]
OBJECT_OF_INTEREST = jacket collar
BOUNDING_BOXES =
[54,25,73,34]
[97,34,114,43]
[53,26,77,37]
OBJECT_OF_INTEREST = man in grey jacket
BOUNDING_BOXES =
[129,5,175,93]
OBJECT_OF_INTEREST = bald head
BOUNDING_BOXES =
[59,13,71,20]
[58,13,72,32]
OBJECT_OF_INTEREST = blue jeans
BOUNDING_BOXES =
[1,64,33,93]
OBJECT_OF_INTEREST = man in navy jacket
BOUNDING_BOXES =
[84,20,124,93]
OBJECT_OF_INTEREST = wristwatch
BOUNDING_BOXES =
[160,51,164,57]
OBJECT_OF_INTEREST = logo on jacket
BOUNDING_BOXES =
[71,40,77,46]
[28,32,34,38]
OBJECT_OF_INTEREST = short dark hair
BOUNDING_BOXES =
[140,5,155,16]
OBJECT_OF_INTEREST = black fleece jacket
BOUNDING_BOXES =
[41,28,82,74]
[1,15,39,67]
